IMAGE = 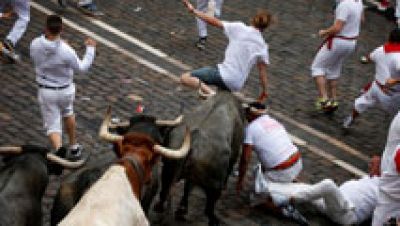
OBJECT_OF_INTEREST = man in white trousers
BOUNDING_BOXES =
[372,112,400,226]
[263,156,381,225]
[30,15,96,158]
[312,0,363,113]
[195,0,224,49]
[0,0,30,62]
[343,28,400,128]
[58,0,100,15]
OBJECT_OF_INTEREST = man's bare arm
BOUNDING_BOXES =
[257,62,268,102]
[319,20,345,38]
[182,0,223,29]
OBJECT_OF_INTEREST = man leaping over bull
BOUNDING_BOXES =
[181,0,270,102]
[236,103,307,224]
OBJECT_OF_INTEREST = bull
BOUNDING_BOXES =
[154,91,245,226]
[0,145,86,226]
[56,107,191,225]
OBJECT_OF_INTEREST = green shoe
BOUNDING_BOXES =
[315,98,328,111]
[323,100,339,113]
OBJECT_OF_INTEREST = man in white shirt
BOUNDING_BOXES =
[312,0,363,113]
[194,0,224,50]
[264,156,381,225]
[372,113,400,226]
[30,15,96,158]
[181,0,270,102]
[236,102,303,188]
[0,0,30,62]
[343,28,400,128]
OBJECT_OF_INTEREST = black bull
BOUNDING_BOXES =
[50,114,173,225]
[155,91,245,226]
[0,145,74,226]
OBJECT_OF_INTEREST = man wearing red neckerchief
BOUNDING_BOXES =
[343,28,400,129]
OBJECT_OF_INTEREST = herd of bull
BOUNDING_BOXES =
[0,91,247,226]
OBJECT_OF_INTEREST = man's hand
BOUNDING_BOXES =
[85,38,97,47]
[385,78,398,88]
[318,29,328,38]
[257,90,268,102]
[0,12,13,19]
[182,0,195,13]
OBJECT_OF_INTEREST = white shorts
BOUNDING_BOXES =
[311,38,356,80]
[264,159,303,183]
[372,202,400,226]
[355,81,400,114]
[38,84,75,135]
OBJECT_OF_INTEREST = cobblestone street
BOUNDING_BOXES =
[0,0,397,225]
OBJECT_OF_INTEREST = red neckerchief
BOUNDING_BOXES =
[384,42,400,53]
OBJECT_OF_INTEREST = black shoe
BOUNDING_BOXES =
[1,39,19,64]
[58,0,68,8]
[281,205,309,226]
[67,144,83,161]
[195,37,207,50]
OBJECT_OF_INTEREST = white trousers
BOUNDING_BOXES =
[196,0,224,38]
[268,179,358,225]
[372,202,400,226]
[311,38,356,80]
[0,0,30,46]
[396,0,400,18]
[78,0,93,6]
[355,81,400,115]
[38,84,75,135]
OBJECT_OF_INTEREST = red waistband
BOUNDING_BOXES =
[319,35,358,51]
[270,152,301,171]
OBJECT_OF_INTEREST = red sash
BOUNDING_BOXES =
[318,35,358,51]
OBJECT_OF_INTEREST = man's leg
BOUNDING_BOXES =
[48,132,62,150]
[6,0,30,47]
[181,72,215,96]
[64,115,76,147]
[195,0,209,49]
[268,179,351,219]
[214,0,223,17]
[327,79,337,101]
[396,0,400,27]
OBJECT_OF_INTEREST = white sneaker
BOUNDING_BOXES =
[342,115,354,129]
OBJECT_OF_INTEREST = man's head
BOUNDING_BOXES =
[389,28,400,43]
[245,102,267,121]
[368,155,381,177]
[251,10,273,32]
[46,15,63,36]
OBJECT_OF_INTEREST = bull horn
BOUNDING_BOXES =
[108,121,130,129]
[46,153,87,169]
[155,115,184,127]
[99,106,124,142]
[0,146,23,154]
[154,127,191,159]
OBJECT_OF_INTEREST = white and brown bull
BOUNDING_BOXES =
[0,145,86,226]
[154,91,245,226]
[57,107,191,226]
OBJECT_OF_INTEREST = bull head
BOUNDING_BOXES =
[99,107,191,159]
[0,146,87,168]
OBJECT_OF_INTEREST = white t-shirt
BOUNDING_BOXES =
[340,176,379,223]
[30,35,95,87]
[244,115,298,168]
[335,0,363,37]
[369,46,400,85]
[380,137,400,204]
[218,22,269,91]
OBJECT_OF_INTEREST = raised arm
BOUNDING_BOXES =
[70,38,96,73]
[182,0,223,29]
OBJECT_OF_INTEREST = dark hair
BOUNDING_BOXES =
[389,28,400,43]
[251,10,273,32]
[46,15,63,35]
[245,102,266,114]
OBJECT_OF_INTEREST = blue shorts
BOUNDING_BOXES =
[191,66,229,90]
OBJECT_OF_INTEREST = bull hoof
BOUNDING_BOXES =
[209,218,220,226]
[153,202,164,213]
[175,206,188,221]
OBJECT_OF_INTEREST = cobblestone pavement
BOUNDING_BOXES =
[0,0,397,225]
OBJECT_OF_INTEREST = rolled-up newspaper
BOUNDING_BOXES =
[1,43,20,63]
